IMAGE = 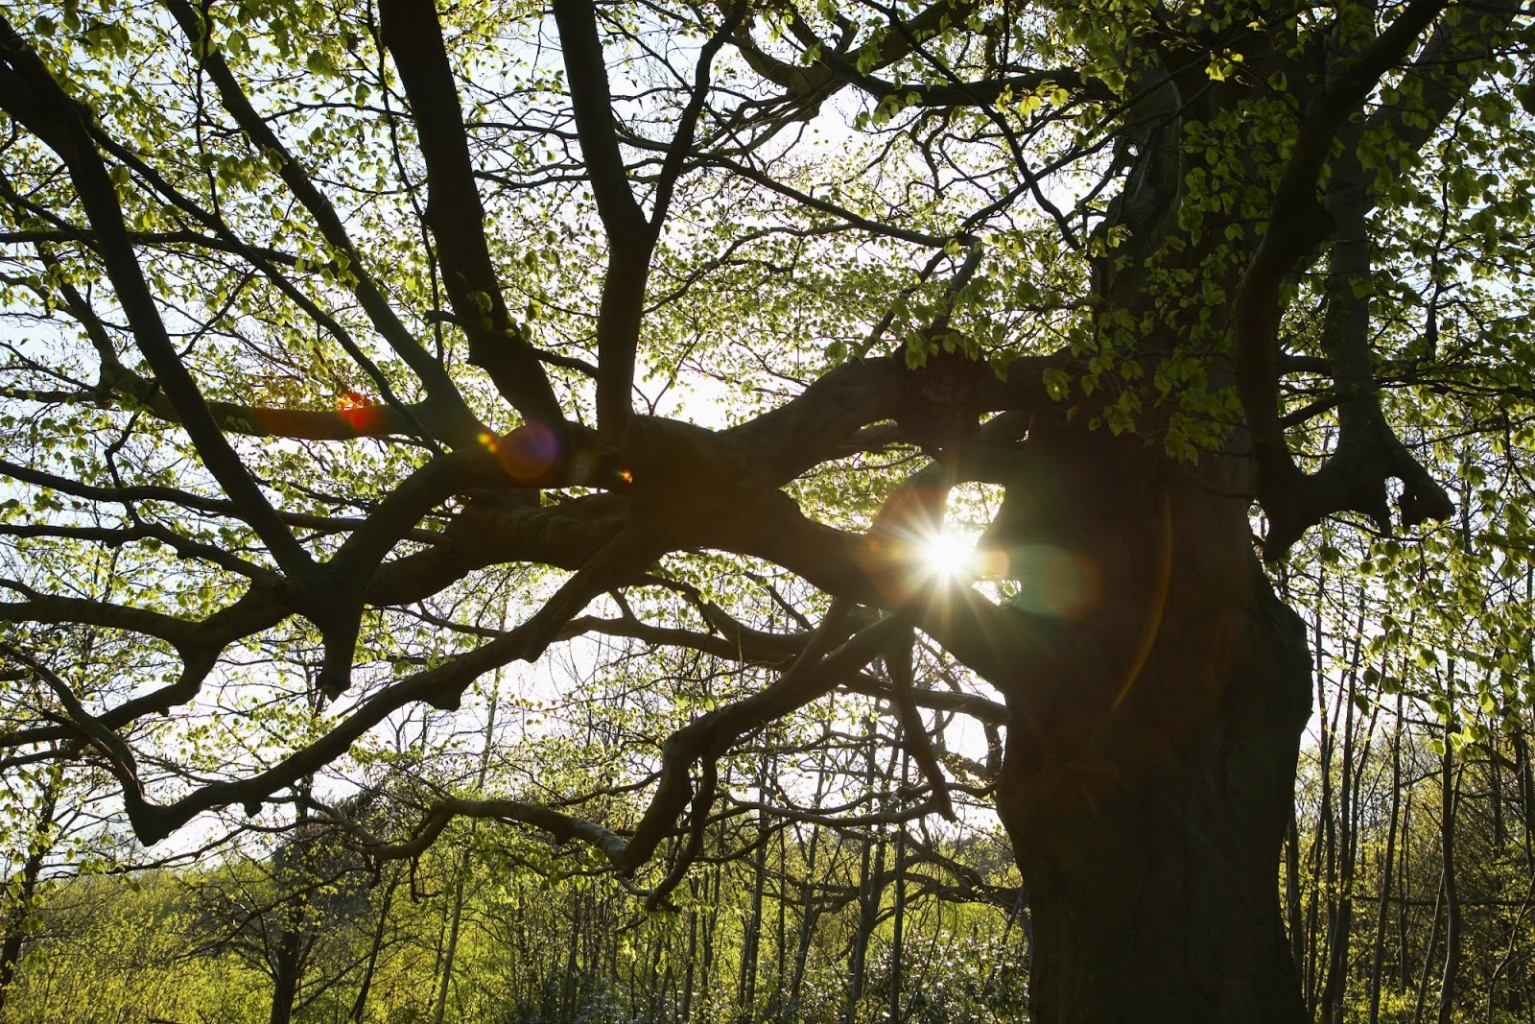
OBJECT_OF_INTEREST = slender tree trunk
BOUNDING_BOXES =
[845,830,885,1024]
[774,818,787,1019]
[788,723,832,1018]
[0,788,56,1015]
[561,892,580,1023]
[433,671,500,1024]
[1437,716,1463,1024]
[681,900,697,1023]
[1307,571,1338,1018]
[1400,791,1414,993]
[269,789,312,1024]
[608,897,621,1011]
[738,763,769,1019]
[1485,872,1535,1023]
[659,944,674,1024]
[1368,692,1404,1024]
[788,822,822,1017]
[269,926,305,1024]
[1517,724,1535,868]
[1493,735,1508,849]
[1321,626,1367,1024]
[889,792,907,1024]
[1412,871,1445,1024]
[701,862,721,1012]
[432,858,469,1024]
[845,720,889,1024]
[350,864,401,1022]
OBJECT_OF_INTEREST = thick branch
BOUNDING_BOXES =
[35,256,422,442]
[552,0,655,448]
[887,622,956,820]
[838,672,1009,725]
[556,612,808,663]
[1,646,155,829]
[1233,0,1455,557]
[369,796,630,866]
[105,522,664,845]
[312,448,509,696]
[379,0,566,431]
[1361,0,1529,187]
[619,604,909,873]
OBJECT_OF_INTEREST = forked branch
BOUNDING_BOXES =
[1234,0,1459,557]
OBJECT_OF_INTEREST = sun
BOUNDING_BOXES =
[920,530,977,580]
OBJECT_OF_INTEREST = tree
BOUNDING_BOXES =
[187,789,378,1024]
[0,0,1530,1019]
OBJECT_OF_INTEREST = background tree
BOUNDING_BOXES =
[187,788,382,1024]
[0,0,1530,1020]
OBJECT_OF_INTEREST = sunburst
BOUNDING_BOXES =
[918,529,977,582]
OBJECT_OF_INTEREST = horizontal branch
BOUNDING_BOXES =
[369,796,629,866]
[103,521,663,845]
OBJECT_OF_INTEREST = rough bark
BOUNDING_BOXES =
[965,427,1312,1022]
[998,561,1310,1020]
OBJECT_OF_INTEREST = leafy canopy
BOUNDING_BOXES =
[0,0,1529,889]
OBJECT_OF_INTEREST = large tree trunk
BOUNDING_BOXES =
[955,428,1313,1023]
[996,561,1310,1021]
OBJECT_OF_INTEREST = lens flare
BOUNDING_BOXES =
[336,390,385,434]
[993,544,1101,619]
[495,422,561,482]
